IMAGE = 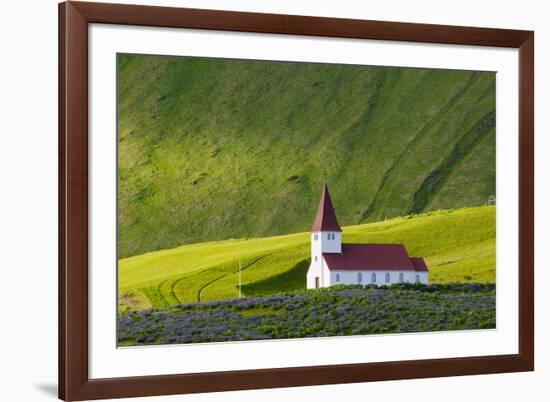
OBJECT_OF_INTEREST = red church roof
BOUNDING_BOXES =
[323,244,428,272]
[311,183,342,232]
[410,257,429,272]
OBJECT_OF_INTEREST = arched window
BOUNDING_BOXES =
[336,273,340,282]
[327,233,331,240]
[357,272,363,283]
[415,274,420,283]
[371,273,376,283]
[314,256,318,262]
[331,233,335,240]
[399,272,404,283]
[385,273,391,283]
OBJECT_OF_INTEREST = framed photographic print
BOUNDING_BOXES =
[59,1,534,400]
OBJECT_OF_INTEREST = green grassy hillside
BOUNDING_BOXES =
[117,54,496,258]
[118,206,496,311]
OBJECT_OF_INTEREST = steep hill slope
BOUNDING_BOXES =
[118,206,496,311]
[117,54,495,258]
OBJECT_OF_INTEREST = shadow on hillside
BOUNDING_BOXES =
[242,259,309,296]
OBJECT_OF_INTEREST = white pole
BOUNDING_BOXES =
[239,260,242,298]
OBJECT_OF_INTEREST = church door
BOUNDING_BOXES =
[315,277,319,289]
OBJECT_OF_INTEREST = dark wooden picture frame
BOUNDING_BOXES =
[59,1,534,400]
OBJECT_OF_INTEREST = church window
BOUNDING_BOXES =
[385,273,391,283]
[399,273,404,283]
[314,234,318,240]
[371,273,376,283]
[357,272,363,283]
[336,274,340,282]
[314,256,318,262]
[416,274,420,283]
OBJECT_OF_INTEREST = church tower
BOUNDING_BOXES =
[310,183,342,260]
[307,183,342,288]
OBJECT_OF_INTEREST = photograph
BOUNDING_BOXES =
[116,53,497,346]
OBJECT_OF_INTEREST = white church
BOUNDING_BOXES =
[306,184,429,289]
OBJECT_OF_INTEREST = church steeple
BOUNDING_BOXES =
[311,183,342,232]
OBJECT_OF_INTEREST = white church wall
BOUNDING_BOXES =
[311,232,341,255]
[416,272,429,285]
[330,270,428,286]
[322,261,332,287]
[306,261,321,289]
[324,231,342,253]
[309,266,428,289]
[306,257,333,289]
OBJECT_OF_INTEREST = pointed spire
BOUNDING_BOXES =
[311,183,342,232]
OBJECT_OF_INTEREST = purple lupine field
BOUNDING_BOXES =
[117,283,495,346]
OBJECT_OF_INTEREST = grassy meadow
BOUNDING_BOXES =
[117,55,496,259]
[118,206,496,312]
